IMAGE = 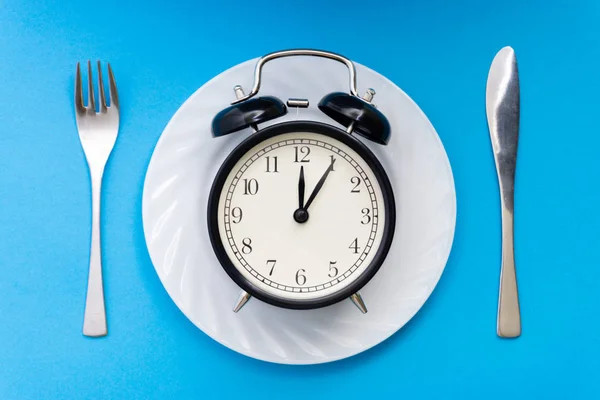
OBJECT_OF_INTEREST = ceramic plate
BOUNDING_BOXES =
[142,54,456,364]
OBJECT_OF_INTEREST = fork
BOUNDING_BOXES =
[75,61,119,337]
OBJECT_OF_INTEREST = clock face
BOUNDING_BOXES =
[208,122,395,309]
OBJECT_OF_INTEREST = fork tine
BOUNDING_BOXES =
[87,60,96,112]
[97,61,107,112]
[75,62,86,113]
[108,63,119,109]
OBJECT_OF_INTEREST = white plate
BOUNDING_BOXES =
[142,55,456,365]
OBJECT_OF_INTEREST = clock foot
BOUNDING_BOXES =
[350,292,367,314]
[233,290,252,313]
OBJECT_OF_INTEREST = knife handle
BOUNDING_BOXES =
[497,199,521,338]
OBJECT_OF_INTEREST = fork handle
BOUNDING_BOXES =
[83,171,107,337]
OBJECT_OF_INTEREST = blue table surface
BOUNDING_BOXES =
[1,0,599,398]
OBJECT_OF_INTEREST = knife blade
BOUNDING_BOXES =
[486,46,521,338]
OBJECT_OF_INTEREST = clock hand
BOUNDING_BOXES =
[298,166,305,209]
[303,157,336,211]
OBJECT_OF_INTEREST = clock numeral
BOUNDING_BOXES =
[295,269,306,286]
[328,261,338,278]
[266,259,276,276]
[350,176,361,193]
[361,208,371,225]
[293,146,310,163]
[241,237,252,254]
[231,207,243,224]
[329,155,336,171]
[349,238,360,254]
[242,178,259,195]
[265,156,279,173]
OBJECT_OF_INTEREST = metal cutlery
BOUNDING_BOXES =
[485,46,521,338]
[75,61,120,337]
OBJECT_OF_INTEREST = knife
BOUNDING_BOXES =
[485,46,521,338]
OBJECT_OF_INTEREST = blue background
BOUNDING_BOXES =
[1,0,599,398]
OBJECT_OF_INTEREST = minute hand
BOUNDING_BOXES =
[304,158,336,210]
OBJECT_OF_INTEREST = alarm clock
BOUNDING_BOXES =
[207,49,396,314]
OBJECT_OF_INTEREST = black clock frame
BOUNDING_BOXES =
[207,121,396,310]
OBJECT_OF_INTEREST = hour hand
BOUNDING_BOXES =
[294,166,309,223]
[298,165,305,210]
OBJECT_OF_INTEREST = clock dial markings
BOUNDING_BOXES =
[218,132,386,301]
